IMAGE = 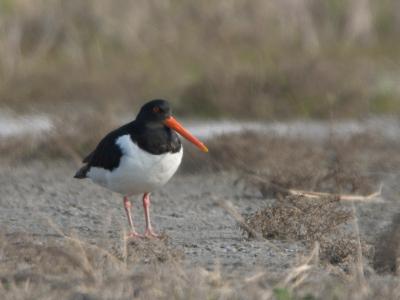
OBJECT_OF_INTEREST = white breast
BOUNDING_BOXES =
[87,134,183,195]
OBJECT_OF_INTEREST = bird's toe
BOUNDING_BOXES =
[144,229,160,239]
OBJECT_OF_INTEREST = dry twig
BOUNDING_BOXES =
[276,243,319,293]
[217,200,262,240]
[249,174,383,203]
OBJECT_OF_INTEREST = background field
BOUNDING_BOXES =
[1,0,400,119]
[1,1,400,299]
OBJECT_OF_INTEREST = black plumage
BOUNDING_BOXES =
[74,99,181,178]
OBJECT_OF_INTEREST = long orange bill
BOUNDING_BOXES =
[164,116,209,152]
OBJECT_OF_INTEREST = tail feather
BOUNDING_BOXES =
[74,165,90,179]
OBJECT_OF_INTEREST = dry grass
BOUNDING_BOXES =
[219,132,393,273]
[1,0,400,118]
[0,229,398,300]
[373,213,400,275]
[1,129,400,298]
[246,195,352,242]
[185,131,400,195]
[0,231,210,300]
[0,229,318,299]
[319,235,371,269]
[244,195,373,270]
[186,130,400,275]
[0,109,115,165]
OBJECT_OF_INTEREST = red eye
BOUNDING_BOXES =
[153,107,160,113]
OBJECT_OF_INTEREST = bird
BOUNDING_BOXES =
[74,99,208,238]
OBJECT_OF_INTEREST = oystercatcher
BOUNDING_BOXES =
[74,99,208,238]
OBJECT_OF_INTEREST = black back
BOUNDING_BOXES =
[74,99,182,177]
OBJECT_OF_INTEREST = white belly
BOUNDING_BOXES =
[87,135,183,195]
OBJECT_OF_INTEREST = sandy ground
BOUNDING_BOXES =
[0,162,307,273]
[1,160,398,277]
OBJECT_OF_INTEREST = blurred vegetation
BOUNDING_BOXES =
[0,0,400,119]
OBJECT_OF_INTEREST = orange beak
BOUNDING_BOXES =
[164,116,208,153]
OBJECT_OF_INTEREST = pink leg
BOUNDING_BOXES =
[143,193,159,238]
[123,196,142,238]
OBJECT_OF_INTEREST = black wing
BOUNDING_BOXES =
[75,124,133,179]
[84,127,128,171]
[74,150,97,178]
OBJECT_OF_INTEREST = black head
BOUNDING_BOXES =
[136,99,172,123]
[134,98,209,153]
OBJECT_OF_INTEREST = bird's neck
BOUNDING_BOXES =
[126,120,180,154]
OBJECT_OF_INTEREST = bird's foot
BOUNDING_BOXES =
[126,231,143,239]
[144,228,160,239]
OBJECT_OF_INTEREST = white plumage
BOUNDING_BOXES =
[87,134,183,195]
